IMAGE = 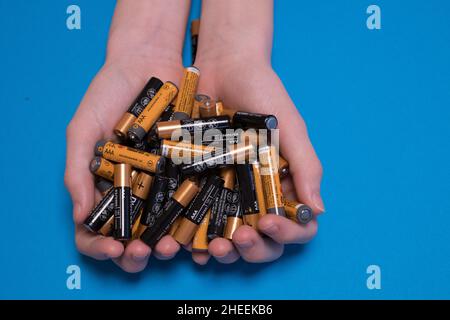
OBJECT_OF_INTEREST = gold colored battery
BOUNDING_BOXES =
[98,170,139,237]
[195,94,213,118]
[259,146,286,216]
[168,217,181,236]
[252,161,267,217]
[173,67,200,120]
[222,167,243,240]
[128,81,178,142]
[90,157,114,181]
[160,139,215,159]
[284,199,313,224]
[130,210,144,240]
[192,209,211,252]
[191,94,208,119]
[95,140,165,173]
[278,155,289,178]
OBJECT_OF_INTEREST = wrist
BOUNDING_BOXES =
[195,0,273,66]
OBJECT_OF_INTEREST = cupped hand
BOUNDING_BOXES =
[65,52,183,272]
[190,55,324,265]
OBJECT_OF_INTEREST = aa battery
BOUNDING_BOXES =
[223,191,243,240]
[113,164,132,240]
[90,157,114,181]
[191,20,200,64]
[147,103,174,143]
[284,199,313,224]
[179,143,255,176]
[113,77,164,139]
[192,210,211,252]
[259,146,285,216]
[233,111,278,130]
[140,179,199,248]
[195,95,216,118]
[173,67,200,120]
[156,115,231,140]
[235,164,260,229]
[207,167,236,240]
[83,188,115,233]
[95,140,165,173]
[98,169,138,237]
[278,155,289,178]
[191,94,209,119]
[160,139,215,160]
[201,130,242,147]
[164,159,180,200]
[136,174,169,238]
[127,81,178,143]
[173,175,224,245]
[130,172,153,225]
[252,161,267,217]
[95,177,113,196]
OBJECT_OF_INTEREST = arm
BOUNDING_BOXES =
[192,0,324,264]
[65,0,191,273]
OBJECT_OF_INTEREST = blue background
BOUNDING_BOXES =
[0,0,449,299]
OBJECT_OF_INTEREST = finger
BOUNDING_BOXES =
[232,225,284,263]
[112,239,151,273]
[192,252,211,265]
[258,214,318,244]
[65,120,102,224]
[208,238,240,264]
[75,225,124,260]
[152,235,180,260]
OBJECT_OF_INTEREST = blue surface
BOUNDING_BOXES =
[0,0,449,299]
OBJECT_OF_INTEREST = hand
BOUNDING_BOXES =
[64,0,190,272]
[188,0,324,264]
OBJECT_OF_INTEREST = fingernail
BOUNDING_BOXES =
[312,192,325,213]
[235,240,253,249]
[132,253,150,262]
[261,224,279,235]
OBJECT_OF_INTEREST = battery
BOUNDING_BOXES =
[235,164,260,229]
[173,174,224,245]
[164,159,180,201]
[113,164,132,240]
[278,155,289,178]
[207,167,236,240]
[156,115,231,139]
[94,177,113,196]
[284,199,313,224]
[179,143,255,176]
[128,81,178,143]
[259,145,285,216]
[114,77,163,139]
[192,209,211,252]
[193,94,211,118]
[136,174,169,238]
[172,67,200,120]
[147,103,174,143]
[95,140,165,173]
[140,179,199,248]
[233,111,278,130]
[83,188,115,233]
[90,157,114,181]
[130,172,153,225]
[160,139,215,161]
[223,190,243,240]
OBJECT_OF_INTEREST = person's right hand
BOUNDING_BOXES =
[64,0,190,273]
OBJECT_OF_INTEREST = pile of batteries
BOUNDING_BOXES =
[83,21,313,253]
